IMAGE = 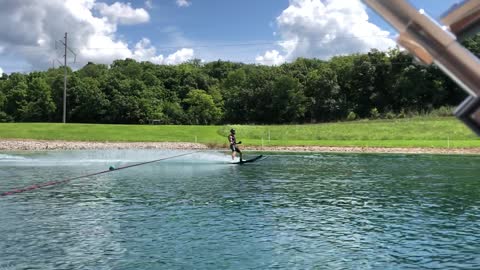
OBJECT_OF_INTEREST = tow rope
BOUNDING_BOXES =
[0,151,197,197]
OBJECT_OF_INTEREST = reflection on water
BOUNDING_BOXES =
[1,150,480,269]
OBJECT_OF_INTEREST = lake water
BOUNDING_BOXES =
[1,150,479,269]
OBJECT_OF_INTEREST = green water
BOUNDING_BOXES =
[1,150,479,269]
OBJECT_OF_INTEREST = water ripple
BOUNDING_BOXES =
[1,151,480,269]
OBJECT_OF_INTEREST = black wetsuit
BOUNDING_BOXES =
[229,134,241,154]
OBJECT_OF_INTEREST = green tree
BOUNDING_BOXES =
[162,101,187,124]
[204,60,243,81]
[69,77,109,122]
[16,76,56,121]
[77,62,109,79]
[0,80,9,122]
[4,73,28,121]
[222,68,248,123]
[0,46,470,124]
[305,65,341,122]
[271,75,306,123]
[183,89,221,124]
[462,33,480,57]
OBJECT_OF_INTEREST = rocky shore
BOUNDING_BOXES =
[0,139,208,151]
[2,139,480,155]
[245,146,480,155]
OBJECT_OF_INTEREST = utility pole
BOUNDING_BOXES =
[57,32,76,123]
[63,32,67,123]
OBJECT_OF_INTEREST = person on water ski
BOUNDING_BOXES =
[228,128,243,161]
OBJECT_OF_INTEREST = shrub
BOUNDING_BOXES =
[370,108,380,119]
[347,111,357,121]
[430,106,453,117]
[385,111,396,119]
[407,110,420,118]
[0,112,12,122]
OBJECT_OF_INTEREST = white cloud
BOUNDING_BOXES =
[0,67,3,76]
[256,50,286,65]
[95,2,149,25]
[79,35,133,65]
[131,38,194,65]
[257,0,395,65]
[176,0,191,7]
[132,38,163,64]
[0,0,194,71]
[165,48,194,64]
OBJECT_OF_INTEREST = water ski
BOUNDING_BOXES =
[232,155,265,164]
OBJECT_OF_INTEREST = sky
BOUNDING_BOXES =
[0,0,460,74]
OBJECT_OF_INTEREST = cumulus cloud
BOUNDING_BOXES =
[0,0,194,70]
[95,2,150,25]
[0,67,3,76]
[257,0,395,65]
[176,0,191,7]
[132,38,164,64]
[164,48,194,64]
[131,38,194,65]
[255,50,286,65]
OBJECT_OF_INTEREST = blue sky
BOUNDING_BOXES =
[125,0,457,54]
[122,0,459,62]
[0,0,461,74]
[128,0,458,44]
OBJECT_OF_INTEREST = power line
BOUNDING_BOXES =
[1,34,394,53]
[0,33,421,71]
[75,35,395,51]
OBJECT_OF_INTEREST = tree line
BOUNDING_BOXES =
[0,35,478,125]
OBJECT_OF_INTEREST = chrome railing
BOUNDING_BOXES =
[362,0,480,135]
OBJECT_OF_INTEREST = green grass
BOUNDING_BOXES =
[0,123,224,144]
[1,117,479,148]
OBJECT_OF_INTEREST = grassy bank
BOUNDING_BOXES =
[1,117,479,148]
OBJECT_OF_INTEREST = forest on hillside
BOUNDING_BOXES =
[0,35,478,125]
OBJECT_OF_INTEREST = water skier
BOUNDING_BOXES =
[228,129,243,161]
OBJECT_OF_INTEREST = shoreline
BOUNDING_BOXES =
[0,139,208,151]
[2,139,480,155]
[245,146,480,155]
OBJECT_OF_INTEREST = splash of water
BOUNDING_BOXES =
[0,150,234,166]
